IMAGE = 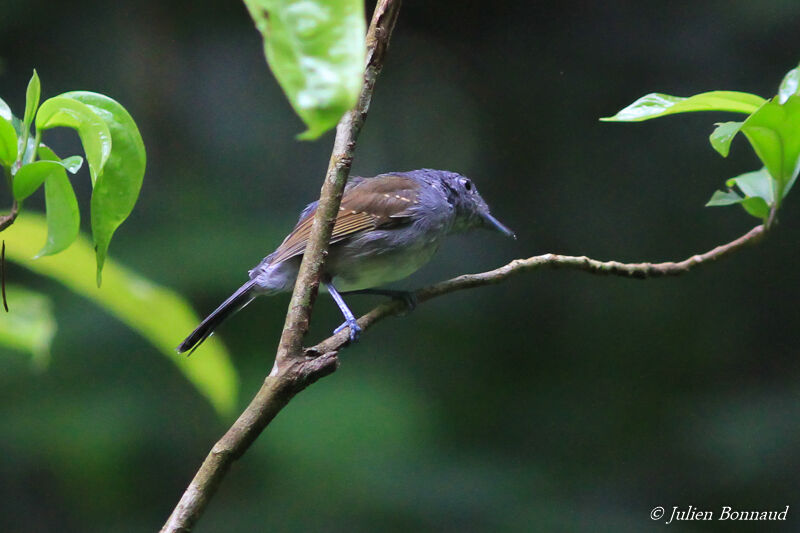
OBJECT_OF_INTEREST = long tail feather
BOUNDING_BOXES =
[177,279,258,355]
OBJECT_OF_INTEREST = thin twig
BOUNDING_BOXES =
[160,2,401,531]
[0,200,18,233]
[307,224,765,356]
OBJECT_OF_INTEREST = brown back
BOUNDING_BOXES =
[270,175,420,264]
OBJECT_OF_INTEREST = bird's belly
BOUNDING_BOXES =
[328,240,439,291]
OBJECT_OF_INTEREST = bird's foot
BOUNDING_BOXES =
[343,289,418,312]
[391,290,417,312]
[333,317,362,343]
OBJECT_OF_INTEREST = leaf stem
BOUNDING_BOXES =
[29,130,41,164]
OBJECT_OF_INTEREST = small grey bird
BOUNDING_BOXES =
[177,168,514,354]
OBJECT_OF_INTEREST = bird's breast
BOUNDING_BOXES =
[326,230,442,291]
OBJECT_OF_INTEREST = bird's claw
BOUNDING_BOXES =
[333,318,361,343]
[394,291,417,312]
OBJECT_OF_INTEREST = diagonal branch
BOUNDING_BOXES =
[273,0,401,365]
[160,1,401,531]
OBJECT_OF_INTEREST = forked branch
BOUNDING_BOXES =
[161,1,402,531]
[161,0,768,527]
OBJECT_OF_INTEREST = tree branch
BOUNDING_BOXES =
[161,1,766,528]
[272,0,400,365]
[306,224,766,356]
[0,200,18,233]
[1,164,18,233]
[160,1,401,531]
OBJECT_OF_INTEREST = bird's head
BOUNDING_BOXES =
[433,170,515,238]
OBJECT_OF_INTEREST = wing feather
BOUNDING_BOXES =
[270,175,420,265]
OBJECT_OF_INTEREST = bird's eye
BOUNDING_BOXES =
[460,178,473,191]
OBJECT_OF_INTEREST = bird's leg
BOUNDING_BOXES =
[325,280,361,343]
[342,288,417,311]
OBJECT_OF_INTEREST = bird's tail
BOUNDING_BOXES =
[177,279,259,355]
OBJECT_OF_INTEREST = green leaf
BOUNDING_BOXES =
[0,116,18,166]
[22,69,40,136]
[0,96,12,121]
[3,213,238,416]
[60,92,146,286]
[708,168,775,221]
[706,189,744,207]
[15,127,36,167]
[35,96,112,184]
[740,196,770,219]
[243,0,366,140]
[12,150,84,201]
[725,167,775,206]
[600,91,766,122]
[35,145,80,257]
[709,121,743,158]
[778,63,799,104]
[0,285,56,370]
[12,160,63,201]
[58,155,84,174]
[706,189,767,220]
[37,144,84,174]
[740,95,800,198]
[10,116,23,136]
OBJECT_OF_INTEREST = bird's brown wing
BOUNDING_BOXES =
[269,175,420,265]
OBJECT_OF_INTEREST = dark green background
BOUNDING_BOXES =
[2,1,800,531]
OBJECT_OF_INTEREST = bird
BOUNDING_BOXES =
[177,168,515,354]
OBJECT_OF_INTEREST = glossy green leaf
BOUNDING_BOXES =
[22,70,40,136]
[706,189,744,207]
[740,95,800,197]
[725,168,775,206]
[58,155,84,174]
[709,121,743,158]
[35,96,112,184]
[16,131,36,167]
[601,91,766,122]
[3,213,238,416]
[708,168,775,221]
[740,196,770,219]
[706,189,767,220]
[10,116,23,136]
[61,92,146,286]
[36,144,85,175]
[0,116,17,166]
[778,63,799,104]
[0,285,56,370]
[0,96,12,121]
[35,146,80,257]
[243,0,366,139]
[12,160,62,200]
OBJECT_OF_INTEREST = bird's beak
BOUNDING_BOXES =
[482,212,516,239]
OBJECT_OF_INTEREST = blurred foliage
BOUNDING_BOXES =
[243,0,366,139]
[2,1,800,532]
[0,285,55,369]
[2,213,238,416]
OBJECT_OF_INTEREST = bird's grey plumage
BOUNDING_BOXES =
[177,169,513,354]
